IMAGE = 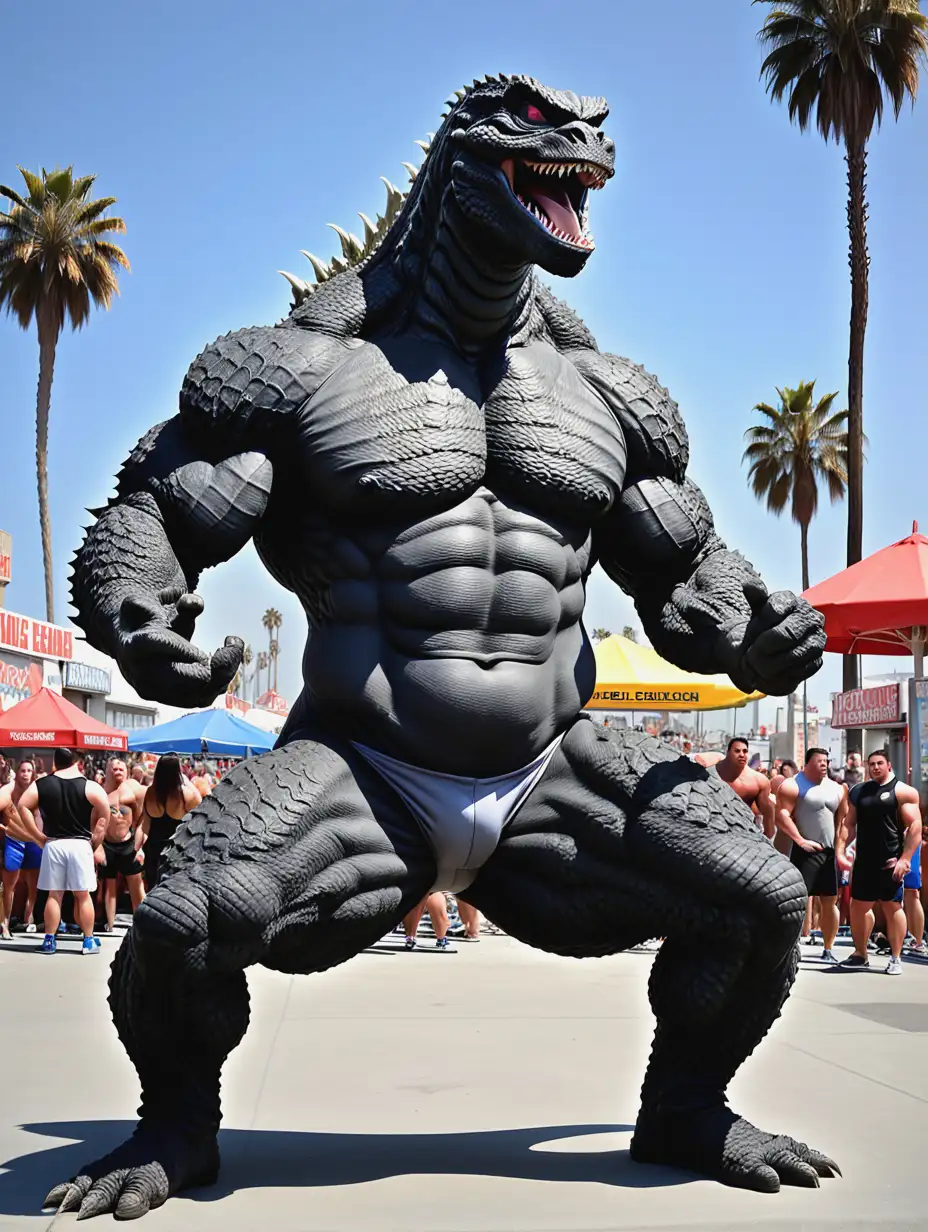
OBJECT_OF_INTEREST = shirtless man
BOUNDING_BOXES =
[775,748,847,963]
[0,760,43,938]
[711,738,775,839]
[100,758,147,932]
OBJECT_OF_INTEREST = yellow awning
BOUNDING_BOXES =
[586,635,764,712]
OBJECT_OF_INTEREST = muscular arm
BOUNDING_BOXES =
[895,786,922,879]
[835,799,857,871]
[569,349,825,695]
[755,776,775,840]
[84,782,111,851]
[70,325,340,707]
[775,778,821,852]
[9,784,47,846]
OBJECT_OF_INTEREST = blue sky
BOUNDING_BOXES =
[1,1,925,720]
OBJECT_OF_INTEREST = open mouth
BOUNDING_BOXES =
[500,157,607,249]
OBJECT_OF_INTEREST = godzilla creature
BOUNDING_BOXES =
[49,75,837,1220]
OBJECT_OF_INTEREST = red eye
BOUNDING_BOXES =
[525,103,546,123]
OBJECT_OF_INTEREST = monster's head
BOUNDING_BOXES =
[440,74,614,277]
[282,76,614,308]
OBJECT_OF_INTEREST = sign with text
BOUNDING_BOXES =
[832,684,902,729]
[62,661,112,694]
[0,530,10,586]
[0,610,73,661]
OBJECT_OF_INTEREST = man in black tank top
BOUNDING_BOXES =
[835,749,922,975]
[16,747,110,955]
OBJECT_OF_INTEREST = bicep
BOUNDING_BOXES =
[597,476,718,598]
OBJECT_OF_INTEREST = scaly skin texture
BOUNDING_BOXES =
[53,75,834,1219]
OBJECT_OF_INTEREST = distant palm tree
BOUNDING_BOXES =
[743,380,850,590]
[0,166,129,621]
[269,639,280,693]
[262,608,282,691]
[756,0,927,690]
[591,628,612,643]
[621,626,639,643]
[242,644,253,700]
[256,650,269,699]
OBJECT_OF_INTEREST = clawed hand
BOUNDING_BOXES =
[117,586,244,707]
[724,589,826,697]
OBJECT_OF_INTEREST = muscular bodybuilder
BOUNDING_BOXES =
[48,76,833,1219]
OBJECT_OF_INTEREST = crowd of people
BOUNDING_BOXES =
[0,738,924,969]
[699,738,925,975]
[0,749,222,952]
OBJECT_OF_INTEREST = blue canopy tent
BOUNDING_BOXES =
[126,710,275,757]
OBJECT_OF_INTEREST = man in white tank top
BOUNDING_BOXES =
[776,749,847,964]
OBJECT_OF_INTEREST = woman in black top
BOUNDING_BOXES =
[138,755,202,888]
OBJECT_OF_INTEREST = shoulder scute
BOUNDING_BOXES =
[567,349,689,482]
[180,324,348,443]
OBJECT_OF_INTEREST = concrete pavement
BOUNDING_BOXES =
[0,927,926,1231]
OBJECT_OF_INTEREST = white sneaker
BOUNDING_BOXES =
[885,956,903,976]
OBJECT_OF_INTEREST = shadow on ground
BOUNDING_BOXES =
[1,1120,690,1215]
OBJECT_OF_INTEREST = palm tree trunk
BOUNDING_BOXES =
[35,320,58,623]
[800,520,810,592]
[843,138,868,712]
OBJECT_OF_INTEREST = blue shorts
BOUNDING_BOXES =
[904,855,922,891]
[3,837,42,872]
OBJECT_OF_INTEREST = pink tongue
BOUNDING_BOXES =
[529,184,580,238]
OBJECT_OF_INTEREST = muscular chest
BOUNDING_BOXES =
[288,337,626,523]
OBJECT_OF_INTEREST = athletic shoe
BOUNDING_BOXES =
[24,923,36,934]
[1,927,11,941]
[404,936,417,950]
[81,937,102,956]
[57,923,68,935]
[821,949,839,964]
[102,923,114,934]
[885,956,903,976]
[838,953,870,970]
[40,935,57,955]
[435,937,451,951]
[905,940,928,957]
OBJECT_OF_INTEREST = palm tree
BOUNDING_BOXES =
[262,609,282,692]
[269,639,280,692]
[592,628,612,643]
[256,651,269,699]
[0,166,130,621]
[743,380,850,590]
[756,0,927,691]
[242,644,253,701]
[621,626,639,643]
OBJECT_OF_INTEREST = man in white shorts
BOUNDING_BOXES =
[16,747,109,955]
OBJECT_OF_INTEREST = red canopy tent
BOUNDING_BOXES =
[803,522,928,674]
[0,687,128,752]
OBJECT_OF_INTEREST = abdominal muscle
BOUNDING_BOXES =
[300,491,595,776]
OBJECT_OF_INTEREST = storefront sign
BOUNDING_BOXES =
[224,693,250,716]
[0,610,73,661]
[0,530,10,586]
[62,661,112,694]
[832,684,902,728]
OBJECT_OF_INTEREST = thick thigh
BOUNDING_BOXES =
[465,719,804,958]
[140,732,436,976]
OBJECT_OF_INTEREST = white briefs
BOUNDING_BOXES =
[353,736,564,893]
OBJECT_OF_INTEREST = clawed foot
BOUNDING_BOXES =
[631,1105,840,1192]
[42,1123,219,1220]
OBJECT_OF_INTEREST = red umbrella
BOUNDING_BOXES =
[803,522,928,674]
[0,687,128,751]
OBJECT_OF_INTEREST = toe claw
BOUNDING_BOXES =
[808,1150,841,1178]
[42,1181,70,1210]
[59,1177,92,1213]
